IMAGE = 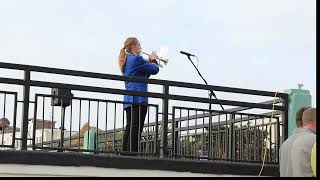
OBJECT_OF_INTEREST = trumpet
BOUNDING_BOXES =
[141,51,169,68]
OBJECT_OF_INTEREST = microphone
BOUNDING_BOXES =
[180,51,195,57]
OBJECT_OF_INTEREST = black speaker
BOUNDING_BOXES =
[51,88,74,107]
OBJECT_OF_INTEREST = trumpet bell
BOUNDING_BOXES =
[157,46,169,60]
[157,46,169,66]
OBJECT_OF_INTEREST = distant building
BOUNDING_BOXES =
[0,118,77,149]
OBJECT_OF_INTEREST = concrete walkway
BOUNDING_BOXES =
[0,164,253,177]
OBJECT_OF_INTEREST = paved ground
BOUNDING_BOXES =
[0,164,255,177]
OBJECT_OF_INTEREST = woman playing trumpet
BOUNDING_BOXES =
[118,37,159,153]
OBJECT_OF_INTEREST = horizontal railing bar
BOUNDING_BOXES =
[30,80,165,99]
[157,112,173,115]
[171,110,282,125]
[0,90,18,95]
[169,95,284,111]
[173,99,283,114]
[0,62,288,98]
[35,94,159,108]
[26,80,284,110]
[172,106,277,118]
[0,145,15,148]
[174,121,280,133]
[33,146,157,156]
[0,77,25,85]
[17,101,35,104]
[171,155,277,164]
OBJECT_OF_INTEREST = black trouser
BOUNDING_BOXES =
[123,105,148,153]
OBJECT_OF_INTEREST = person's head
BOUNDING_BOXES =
[302,107,316,131]
[296,107,310,128]
[118,37,141,72]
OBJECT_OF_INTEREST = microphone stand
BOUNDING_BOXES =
[186,55,224,111]
[184,54,224,159]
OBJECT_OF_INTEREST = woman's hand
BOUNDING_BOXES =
[148,51,158,61]
[149,59,159,66]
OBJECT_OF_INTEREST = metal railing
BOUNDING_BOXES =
[0,61,289,163]
[31,94,159,157]
[170,106,282,163]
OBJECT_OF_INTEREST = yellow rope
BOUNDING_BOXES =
[258,91,278,176]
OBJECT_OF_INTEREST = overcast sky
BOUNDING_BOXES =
[0,0,316,107]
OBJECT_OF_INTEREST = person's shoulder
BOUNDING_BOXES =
[134,55,149,66]
[299,130,316,139]
[126,54,144,66]
[280,136,293,151]
[281,138,290,148]
[126,54,138,61]
[292,132,316,147]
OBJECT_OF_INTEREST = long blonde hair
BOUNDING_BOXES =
[118,37,139,73]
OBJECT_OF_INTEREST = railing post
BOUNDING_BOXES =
[161,84,169,158]
[283,94,289,140]
[21,69,31,150]
[208,94,213,159]
[155,106,160,157]
[284,89,311,137]
[228,114,235,159]
[173,107,179,158]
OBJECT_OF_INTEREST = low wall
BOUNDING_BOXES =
[0,150,279,176]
